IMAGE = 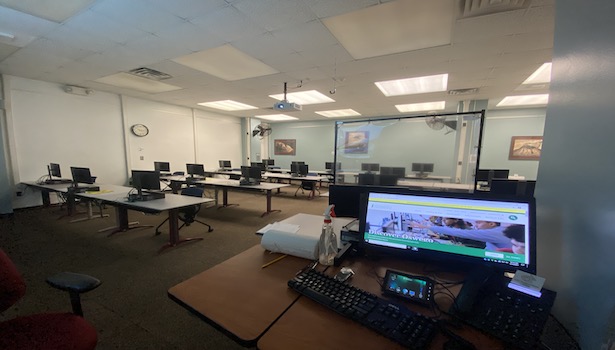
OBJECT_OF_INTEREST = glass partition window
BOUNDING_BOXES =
[333,111,484,191]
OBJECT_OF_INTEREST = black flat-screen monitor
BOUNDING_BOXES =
[154,161,170,172]
[361,163,380,172]
[241,166,261,183]
[251,162,265,172]
[262,159,274,168]
[325,162,341,171]
[359,188,536,274]
[132,170,161,192]
[411,163,434,176]
[241,166,250,179]
[48,163,61,178]
[476,169,510,186]
[219,160,232,169]
[291,163,308,176]
[186,163,205,177]
[380,167,405,177]
[291,161,305,166]
[70,167,94,185]
[490,179,536,197]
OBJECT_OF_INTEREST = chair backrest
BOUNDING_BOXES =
[0,249,27,313]
[181,186,204,198]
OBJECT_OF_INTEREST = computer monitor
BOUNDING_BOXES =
[411,163,434,177]
[325,162,341,171]
[361,163,380,172]
[490,179,536,197]
[48,163,61,178]
[154,161,170,173]
[70,167,94,186]
[380,167,405,177]
[132,170,161,193]
[476,169,510,186]
[241,166,261,184]
[298,164,308,176]
[360,188,536,274]
[219,160,232,169]
[186,163,205,178]
[251,162,265,173]
[262,159,274,169]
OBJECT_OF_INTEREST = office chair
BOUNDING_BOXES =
[155,186,213,235]
[294,174,320,199]
[0,248,101,350]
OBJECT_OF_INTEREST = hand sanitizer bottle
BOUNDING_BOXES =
[318,204,338,266]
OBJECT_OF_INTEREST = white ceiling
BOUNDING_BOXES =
[0,0,554,122]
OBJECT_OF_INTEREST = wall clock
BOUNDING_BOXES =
[131,124,149,137]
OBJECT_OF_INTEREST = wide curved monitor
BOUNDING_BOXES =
[360,189,536,274]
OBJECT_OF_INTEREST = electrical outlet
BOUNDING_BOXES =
[16,191,22,197]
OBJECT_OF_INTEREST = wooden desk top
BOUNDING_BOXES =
[258,256,502,350]
[167,245,312,346]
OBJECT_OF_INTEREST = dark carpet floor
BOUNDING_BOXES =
[0,185,329,349]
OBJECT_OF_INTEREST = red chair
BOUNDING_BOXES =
[0,248,100,350]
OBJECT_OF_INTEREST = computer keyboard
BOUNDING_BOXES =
[450,273,556,350]
[288,268,437,349]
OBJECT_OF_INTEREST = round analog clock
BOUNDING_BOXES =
[131,124,149,137]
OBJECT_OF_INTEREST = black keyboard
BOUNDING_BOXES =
[450,274,556,350]
[288,268,436,349]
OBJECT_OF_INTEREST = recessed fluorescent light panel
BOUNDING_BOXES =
[269,90,335,105]
[198,100,257,111]
[497,94,549,107]
[0,0,95,22]
[315,109,361,118]
[323,0,454,60]
[255,114,299,121]
[396,101,445,113]
[172,44,278,81]
[375,74,448,97]
[523,62,552,84]
[94,72,182,94]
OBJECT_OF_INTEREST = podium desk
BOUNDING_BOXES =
[169,242,506,349]
[168,245,311,346]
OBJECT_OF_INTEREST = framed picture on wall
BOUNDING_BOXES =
[509,136,543,160]
[344,131,369,154]
[274,139,296,155]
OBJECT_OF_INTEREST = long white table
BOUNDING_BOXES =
[74,184,215,253]
[195,177,290,217]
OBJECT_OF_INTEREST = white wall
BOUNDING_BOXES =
[4,76,243,209]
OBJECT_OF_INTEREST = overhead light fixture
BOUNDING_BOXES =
[255,114,299,121]
[269,90,335,105]
[497,94,549,107]
[172,44,278,81]
[315,109,361,118]
[396,101,445,113]
[375,74,448,97]
[523,63,552,84]
[63,85,93,96]
[198,100,258,111]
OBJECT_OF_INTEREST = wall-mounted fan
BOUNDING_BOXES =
[425,115,446,130]
[252,123,272,138]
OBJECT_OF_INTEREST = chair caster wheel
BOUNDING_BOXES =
[208,228,214,232]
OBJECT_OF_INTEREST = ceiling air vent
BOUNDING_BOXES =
[128,67,172,81]
[459,0,531,19]
[448,88,480,95]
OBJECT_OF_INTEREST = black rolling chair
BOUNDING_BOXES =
[155,186,213,235]
[294,177,320,199]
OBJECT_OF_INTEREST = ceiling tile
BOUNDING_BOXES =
[90,0,186,33]
[233,0,318,32]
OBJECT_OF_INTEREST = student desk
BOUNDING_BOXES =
[75,184,214,252]
[194,178,289,217]
[23,181,79,216]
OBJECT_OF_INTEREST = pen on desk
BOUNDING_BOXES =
[261,254,288,268]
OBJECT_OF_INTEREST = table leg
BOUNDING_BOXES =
[217,188,239,209]
[98,207,152,236]
[41,190,51,207]
[158,208,203,254]
[70,200,109,223]
[261,190,281,217]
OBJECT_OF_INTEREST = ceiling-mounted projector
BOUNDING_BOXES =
[273,100,302,111]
